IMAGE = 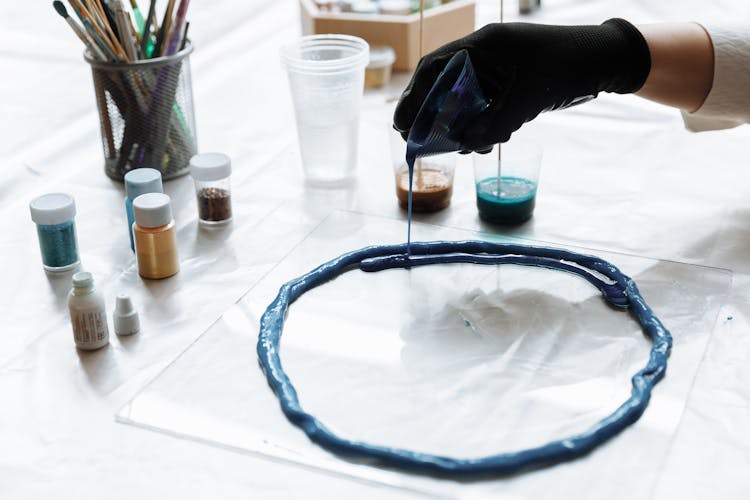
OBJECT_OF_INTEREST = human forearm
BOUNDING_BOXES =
[635,23,714,112]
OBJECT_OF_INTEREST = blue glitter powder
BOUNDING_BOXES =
[36,221,79,270]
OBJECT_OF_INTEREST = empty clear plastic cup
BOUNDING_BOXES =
[282,35,369,187]
[390,129,456,212]
[473,141,543,224]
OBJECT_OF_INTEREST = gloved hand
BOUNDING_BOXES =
[394,19,651,152]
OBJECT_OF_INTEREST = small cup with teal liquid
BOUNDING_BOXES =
[473,141,543,224]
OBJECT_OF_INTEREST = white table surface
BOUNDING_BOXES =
[2,1,749,498]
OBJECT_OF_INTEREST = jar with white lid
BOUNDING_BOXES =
[133,193,180,279]
[189,153,233,226]
[29,193,80,273]
[124,168,163,251]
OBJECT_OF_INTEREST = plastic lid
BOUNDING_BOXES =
[29,193,76,225]
[189,153,232,181]
[125,168,163,200]
[72,271,94,289]
[367,46,396,69]
[133,193,173,228]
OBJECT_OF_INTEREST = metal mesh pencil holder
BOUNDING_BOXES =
[86,43,197,181]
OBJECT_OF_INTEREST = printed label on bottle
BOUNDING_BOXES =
[71,310,108,348]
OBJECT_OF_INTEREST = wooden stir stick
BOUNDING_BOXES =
[497,0,504,194]
[415,0,426,186]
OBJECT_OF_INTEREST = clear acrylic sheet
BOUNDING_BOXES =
[118,211,730,499]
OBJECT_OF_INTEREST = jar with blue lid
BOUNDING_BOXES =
[29,193,80,273]
[124,169,163,251]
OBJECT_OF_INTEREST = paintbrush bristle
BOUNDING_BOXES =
[53,0,69,18]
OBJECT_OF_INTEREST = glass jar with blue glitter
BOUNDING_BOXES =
[124,168,163,251]
[29,193,80,273]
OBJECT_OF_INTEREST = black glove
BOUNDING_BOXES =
[393,19,651,152]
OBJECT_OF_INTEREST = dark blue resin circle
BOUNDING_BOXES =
[257,241,672,477]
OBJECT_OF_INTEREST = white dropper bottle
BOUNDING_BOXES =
[113,293,140,336]
[68,272,109,350]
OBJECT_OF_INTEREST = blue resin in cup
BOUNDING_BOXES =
[473,142,543,224]
[29,193,80,272]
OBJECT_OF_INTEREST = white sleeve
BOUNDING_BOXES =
[681,24,750,132]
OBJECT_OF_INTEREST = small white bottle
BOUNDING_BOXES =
[68,272,109,350]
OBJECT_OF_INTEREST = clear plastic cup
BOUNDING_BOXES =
[282,35,369,187]
[472,141,543,224]
[390,129,456,212]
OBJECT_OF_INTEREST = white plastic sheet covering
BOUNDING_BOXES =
[119,212,730,498]
[3,1,750,499]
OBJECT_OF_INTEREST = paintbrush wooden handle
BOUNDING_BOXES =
[92,72,116,157]
[114,0,137,60]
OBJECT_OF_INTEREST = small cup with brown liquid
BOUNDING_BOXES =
[390,130,456,213]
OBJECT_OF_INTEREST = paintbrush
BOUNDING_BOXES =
[53,1,107,60]
[71,0,124,60]
[68,0,119,61]
[68,0,118,61]
[139,0,156,58]
[99,0,121,43]
[179,21,190,51]
[88,0,128,60]
[85,0,114,40]
[153,0,177,57]
[164,0,190,56]
[113,0,137,60]
[128,0,146,31]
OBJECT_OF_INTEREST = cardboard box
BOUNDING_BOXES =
[299,0,476,71]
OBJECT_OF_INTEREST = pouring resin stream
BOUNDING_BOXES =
[403,50,489,253]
